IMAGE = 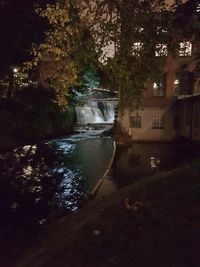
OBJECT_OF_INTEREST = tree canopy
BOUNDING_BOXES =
[27,0,200,109]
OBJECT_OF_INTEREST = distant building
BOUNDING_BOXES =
[118,37,200,142]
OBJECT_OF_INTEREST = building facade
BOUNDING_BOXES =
[119,40,200,142]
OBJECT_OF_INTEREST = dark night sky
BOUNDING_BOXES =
[0,0,54,73]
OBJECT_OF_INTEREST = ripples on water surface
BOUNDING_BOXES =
[1,133,200,248]
[0,133,113,235]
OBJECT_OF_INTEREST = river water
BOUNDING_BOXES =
[1,132,200,257]
[111,141,200,188]
[0,132,114,238]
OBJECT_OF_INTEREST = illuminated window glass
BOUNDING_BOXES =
[174,78,180,95]
[153,74,166,96]
[135,27,144,33]
[179,41,192,57]
[174,72,194,95]
[152,116,165,129]
[130,115,141,128]
[156,27,168,34]
[197,3,200,12]
[132,42,143,56]
[155,44,167,57]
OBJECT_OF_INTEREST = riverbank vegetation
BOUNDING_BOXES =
[0,0,75,149]
[0,86,75,150]
[12,160,200,267]
[0,0,100,149]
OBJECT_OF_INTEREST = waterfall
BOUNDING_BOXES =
[75,99,117,125]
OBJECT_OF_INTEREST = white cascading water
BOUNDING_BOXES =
[75,99,117,124]
[102,101,116,122]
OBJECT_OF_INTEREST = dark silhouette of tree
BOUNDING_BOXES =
[0,0,54,74]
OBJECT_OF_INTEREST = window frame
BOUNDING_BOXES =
[152,116,165,129]
[179,41,192,57]
[132,42,143,56]
[130,115,141,128]
[152,74,166,97]
[174,71,194,96]
[155,43,168,57]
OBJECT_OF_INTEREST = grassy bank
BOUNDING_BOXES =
[13,161,200,267]
[0,87,75,150]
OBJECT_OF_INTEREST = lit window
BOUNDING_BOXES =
[152,116,165,129]
[130,115,141,128]
[157,27,168,34]
[174,72,194,95]
[155,44,167,57]
[135,27,144,33]
[174,79,180,95]
[197,3,200,12]
[132,42,143,56]
[152,74,166,96]
[153,82,164,96]
[179,41,192,57]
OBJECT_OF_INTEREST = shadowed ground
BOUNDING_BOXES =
[9,161,200,267]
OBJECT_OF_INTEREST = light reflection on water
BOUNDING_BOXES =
[53,168,85,212]
[0,133,113,233]
[111,142,200,188]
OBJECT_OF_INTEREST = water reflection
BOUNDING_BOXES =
[0,143,75,232]
[52,167,87,214]
[0,135,113,234]
[112,142,200,188]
